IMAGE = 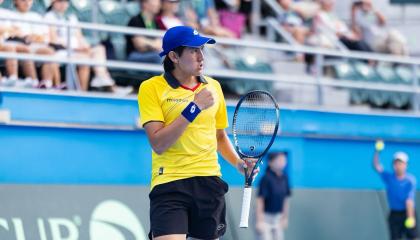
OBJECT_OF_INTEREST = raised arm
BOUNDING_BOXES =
[373,151,384,173]
[143,88,214,154]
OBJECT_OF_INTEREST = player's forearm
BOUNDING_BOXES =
[149,117,190,154]
[406,199,415,218]
[373,152,383,172]
[216,130,240,167]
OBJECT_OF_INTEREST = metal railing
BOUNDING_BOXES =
[0,15,420,112]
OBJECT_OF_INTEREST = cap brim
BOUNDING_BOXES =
[159,36,215,57]
[183,36,216,48]
[159,51,167,57]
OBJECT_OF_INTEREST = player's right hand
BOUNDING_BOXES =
[256,221,265,234]
[194,88,214,110]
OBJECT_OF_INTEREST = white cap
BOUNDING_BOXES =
[393,151,409,163]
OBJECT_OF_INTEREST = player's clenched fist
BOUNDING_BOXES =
[194,88,214,110]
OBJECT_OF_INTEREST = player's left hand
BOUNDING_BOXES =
[237,158,260,179]
[280,217,289,229]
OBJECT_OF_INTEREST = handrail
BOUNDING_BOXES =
[1,16,420,65]
[0,51,417,94]
[0,15,419,111]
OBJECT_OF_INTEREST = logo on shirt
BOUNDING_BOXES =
[166,98,188,103]
[217,223,225,231]
[190,105,196,113]
[193,30,198,35]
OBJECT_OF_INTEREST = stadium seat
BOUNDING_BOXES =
[99,0,130,26]
[2,0,13,9]
[375,65,399,84]
[70,0,104,23]
[333,62,358,80]
[125,1,140,17]
[43,0,51,8]
[351,62,389,107]
[338,62,367,105]
[395,65,414,85]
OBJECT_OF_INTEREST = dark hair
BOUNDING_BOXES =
[163,46,186,72]
[267,151,287,162]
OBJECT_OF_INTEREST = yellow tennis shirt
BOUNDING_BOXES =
[138,72,228,190]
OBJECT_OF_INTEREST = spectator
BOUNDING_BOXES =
[214,0,247,38]
[180,0,236,38]
[45,0,117,91]
[277,0,309,45]
[351,0,408,56]
[8,0,61,88]
[310,0,371,52]
[373,150,418,240]
[125,0,162,64]
[0,0,19,86]
[156,0,183,30]
[256,152,291,240]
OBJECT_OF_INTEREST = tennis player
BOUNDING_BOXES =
[138,26,257,240]
[373,151,418,240]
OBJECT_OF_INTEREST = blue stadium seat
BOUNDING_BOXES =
[395,65,414,85]
[2,0,13,9]
[375,65,399,84]
[352,62,389,107]
[333,62,358,80]
[125,1,140,17]
[99,0,130,26]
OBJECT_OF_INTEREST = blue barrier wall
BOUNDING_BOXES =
[0,90,419,189]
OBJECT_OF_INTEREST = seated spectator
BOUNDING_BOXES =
[7,0,61,88]
[309,0,371,52]
[351,0,408,55]
[214,0,247,38]
[0,0,19,86]
[277,0,309,45]
[156,0,183,30]
[180,0,236,38]
[125,0,162,64]
[45,0,117,91]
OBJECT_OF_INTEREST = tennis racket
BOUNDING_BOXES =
[232,90,280,228]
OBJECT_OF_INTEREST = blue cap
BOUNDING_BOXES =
[159,26,216,57]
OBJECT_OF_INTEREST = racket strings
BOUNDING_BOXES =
[234,92,278,158]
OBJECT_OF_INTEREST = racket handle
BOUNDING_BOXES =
[239,187,252,228]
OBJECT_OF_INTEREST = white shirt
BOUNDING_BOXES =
[317,11,351,36]
[0,8,13,41]
[354,10,386,47]
[160,16,183,29]
[44,11,80,49]
[11,11,49,41]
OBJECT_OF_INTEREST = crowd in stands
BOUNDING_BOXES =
[0,0,411,93]
[271,0,408,56]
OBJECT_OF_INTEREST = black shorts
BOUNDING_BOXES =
[388,210,418,240]
[149,176,229,240]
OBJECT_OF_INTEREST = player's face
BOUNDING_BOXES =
[177,46,205,76]
[393,160,407,175]
[15,0,33,12]
[269,154,287,172]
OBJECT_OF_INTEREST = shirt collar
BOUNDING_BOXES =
[163,71,207,89]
